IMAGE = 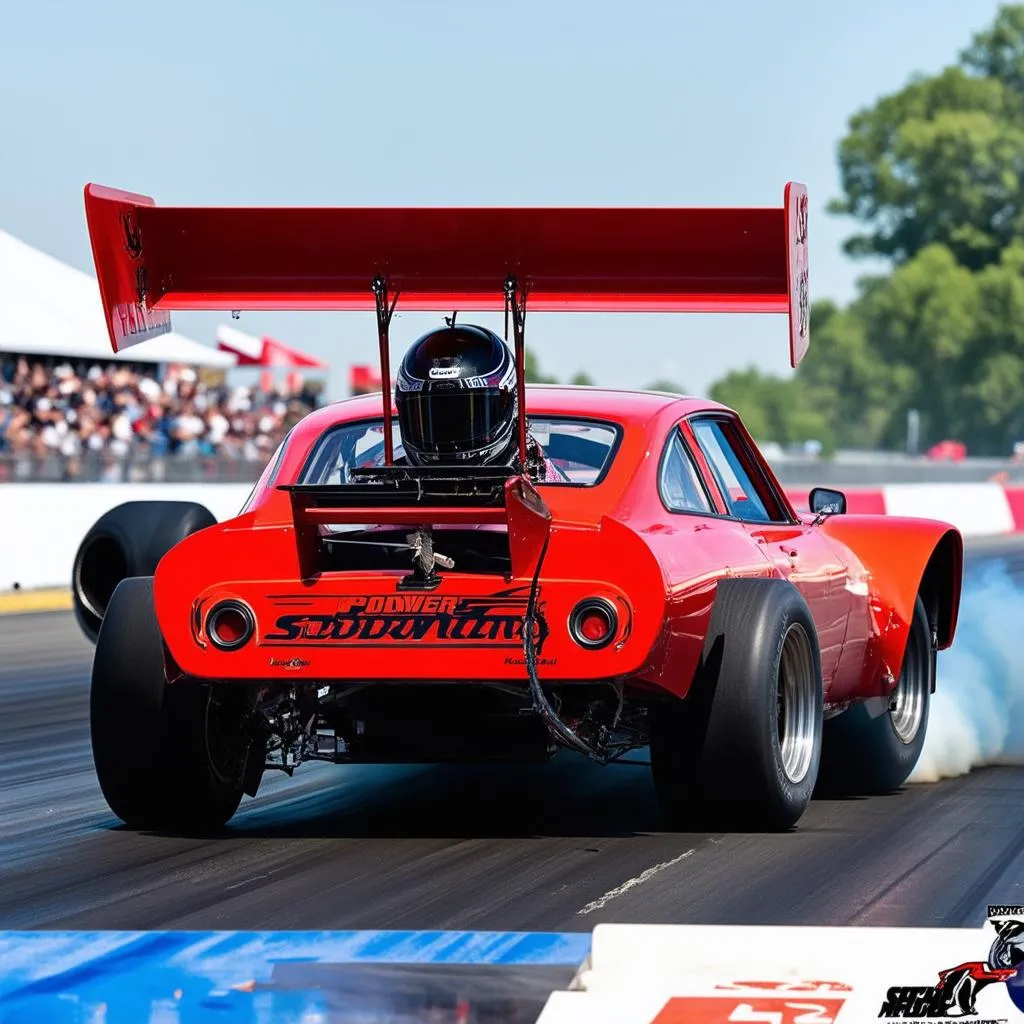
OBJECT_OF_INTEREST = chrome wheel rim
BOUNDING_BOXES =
[889,627,928,745]
[777,623,817,784]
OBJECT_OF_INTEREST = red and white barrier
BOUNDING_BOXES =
[3,482,1024,592]
[536,922,1020,1023]
[786,483,1024,537]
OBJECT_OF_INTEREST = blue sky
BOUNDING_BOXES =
[0,0,1006,397]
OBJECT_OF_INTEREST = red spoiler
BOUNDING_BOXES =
[83,183,810,367]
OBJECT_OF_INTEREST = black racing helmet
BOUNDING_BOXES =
[395,323,518,466]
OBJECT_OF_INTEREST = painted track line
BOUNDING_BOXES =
[577,849,695,915]
[0,589,72,615]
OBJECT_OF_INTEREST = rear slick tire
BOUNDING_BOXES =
[816,595,933,796]
[650,578,824,831]
[73,501,216,644]
[90,576,250,834]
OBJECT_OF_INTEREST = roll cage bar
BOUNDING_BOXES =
[371,272,531,470]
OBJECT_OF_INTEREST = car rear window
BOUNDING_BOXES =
[299,416,620,486]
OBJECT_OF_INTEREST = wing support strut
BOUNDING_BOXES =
[371,275,400,465]
[503,276,529,470]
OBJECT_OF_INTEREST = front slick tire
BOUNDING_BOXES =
[651,579,824,831]
[816,595,933,796]
[90,576,250,834]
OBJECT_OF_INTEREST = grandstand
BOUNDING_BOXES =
[0,230,325,483]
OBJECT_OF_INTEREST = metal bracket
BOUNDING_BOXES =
[503,276,529,469]
[371,275,400,464]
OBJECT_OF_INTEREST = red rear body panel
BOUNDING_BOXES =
[82,182,957,708]
[152,388,961,706]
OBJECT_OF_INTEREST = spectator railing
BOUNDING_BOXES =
[0,449,268,484]
[5,448,1024,487]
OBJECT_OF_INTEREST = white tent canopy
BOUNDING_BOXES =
[0,230,236,369]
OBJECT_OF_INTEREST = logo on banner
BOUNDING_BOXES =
[878,906,1024,1020]
[651,981,851,1024]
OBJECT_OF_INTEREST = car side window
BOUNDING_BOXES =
[691,418,776,523]
[659,431,714,514]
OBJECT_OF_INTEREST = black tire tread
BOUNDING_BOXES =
[90,576,246,833]
[651,578,824,831]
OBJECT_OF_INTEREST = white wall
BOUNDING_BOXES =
[1,482,1020,592]
[0,484,252,591]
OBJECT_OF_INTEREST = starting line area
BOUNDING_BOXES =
[3,921,1024,1024]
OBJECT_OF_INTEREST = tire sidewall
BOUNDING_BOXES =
[653,578,824,830]
[873,596,933,778]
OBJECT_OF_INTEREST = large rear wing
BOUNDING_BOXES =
[83,182,810,364]
[84,182,809,468]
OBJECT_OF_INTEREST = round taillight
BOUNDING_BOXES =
[569,598,618,650]
[207,600,255,651]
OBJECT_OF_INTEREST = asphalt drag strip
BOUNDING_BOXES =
[2,539,1024,932]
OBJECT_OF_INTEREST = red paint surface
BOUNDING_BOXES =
[652,996,848,1024]
[149,388,962,704]
[83,182,811,365]
[81,182,962,704]
[1003,486,1024,531]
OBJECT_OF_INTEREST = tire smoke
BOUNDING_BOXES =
[909,560,1024,783]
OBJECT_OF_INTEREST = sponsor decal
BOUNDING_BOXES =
[795,189,809,246]
[652,982,850,1024]
[110,210,172,343]
[797,266,810,341]
[269,656,310,670]
[264,589,547,649]
[428,365,461,379]
[113,301,171,343]
[877,906,1024,1021]
[120,210,143,258]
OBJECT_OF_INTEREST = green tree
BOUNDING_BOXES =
[957,243,1024,448]
[829,8,1024,271]
[850,245,980,446]
[710,368,835,455]
[645,378,687,394]
[524,348,558,384]
[795,299,893,450]
[962,4,1024,96]
[522,354,597,387]
[733,4,1024,456]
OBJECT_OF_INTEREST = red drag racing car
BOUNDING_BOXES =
[72,182,962,832]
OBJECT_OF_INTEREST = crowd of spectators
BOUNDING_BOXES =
[0,355,322,482]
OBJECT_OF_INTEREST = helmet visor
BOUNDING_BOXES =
[397,387,514,456]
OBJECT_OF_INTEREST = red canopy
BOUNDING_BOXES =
[215,324,328,369]
[349,365,381,393]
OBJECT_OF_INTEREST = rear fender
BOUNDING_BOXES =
[821,515,962,686]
